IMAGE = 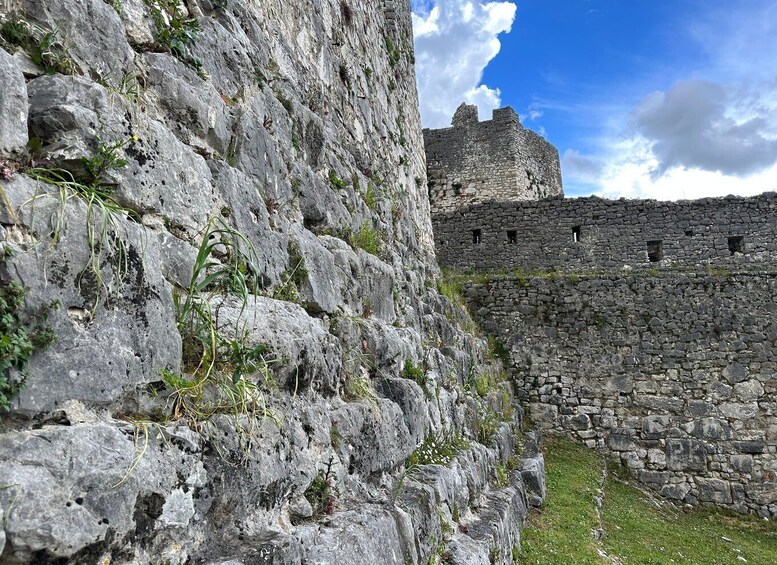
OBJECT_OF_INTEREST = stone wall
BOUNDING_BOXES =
[423,104,563,214]
[464,272,777,516]
[434,193,777,272]
[0,1,541,564]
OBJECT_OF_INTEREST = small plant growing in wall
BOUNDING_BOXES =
[145,0,202,72]
[352,223,382,256]
[166,218,278,428]
[328,170,347,190]
[401,358,430,396]
[406,430,469,467]
[0,17,77,75]
[304,457,337,518]
[0,266,57,413]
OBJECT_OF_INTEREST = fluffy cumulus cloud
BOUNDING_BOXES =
[411,1,516,128]
[562,3,777,200]
[633,80,777,177]
[563,79,777,200]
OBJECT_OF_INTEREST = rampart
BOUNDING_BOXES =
[423,104,563,214]
[433,193,777,272]
[463,273,777,517]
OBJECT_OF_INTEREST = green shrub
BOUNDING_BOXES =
[384,35,401,67]
[328,170,346,190]
[401,359,430,396]
[352,223,382,255]
[495,463,509,488]
[145,0,201,71]
[365,182,377,209]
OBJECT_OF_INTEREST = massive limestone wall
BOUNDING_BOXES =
[464,272,777,517]
[423,104,563,215]
[434,193,777,272]
[0,1,542,563]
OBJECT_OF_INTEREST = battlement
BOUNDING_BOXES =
[423,103,563,214]
[433,193,777,272]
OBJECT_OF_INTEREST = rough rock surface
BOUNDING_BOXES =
[0,48,27,156]
[0,1,541,563]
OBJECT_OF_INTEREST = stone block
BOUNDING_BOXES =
[684,418,732,440]
[660,482,691,501]
[608,429,636,452]
[639,470,669,485]
[696,478,732,504]
[722,362,749,384]
[747,482,777,505]
[666,439,707,472]
[719,402,759,420]
[730,455,753,474]
[642,415,670,440]
[734,379,765,401]
[521,453,547,507]
[529,403,558,428]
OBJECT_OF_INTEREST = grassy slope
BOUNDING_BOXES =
[520,437,777,565]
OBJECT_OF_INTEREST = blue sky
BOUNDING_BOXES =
[411,1,777,200]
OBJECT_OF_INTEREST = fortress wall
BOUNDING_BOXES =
[434,193,777,272]
[464,273,777,516]
[423,106,563,214]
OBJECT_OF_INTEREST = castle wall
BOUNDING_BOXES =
[464,273,777,517]
[434,193,777,272]
[423,106,563,214]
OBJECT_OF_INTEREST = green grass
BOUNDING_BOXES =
[520,437,777,565]
[603,470,777,564]
[519,438,603,565]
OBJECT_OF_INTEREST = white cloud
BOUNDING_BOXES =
[411,1,517,128]
[563,4,777,201]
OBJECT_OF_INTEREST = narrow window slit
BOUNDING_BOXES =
[507,230,517,244]
[572,226,581,243]
[472,229,481,244]
[728,236,744,255]
[647,240,663,263]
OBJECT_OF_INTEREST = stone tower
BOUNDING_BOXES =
[423,103,563,214]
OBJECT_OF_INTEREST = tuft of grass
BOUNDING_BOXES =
[494,463,509,488]
[472,408,499,446]
[406,430,469,467]
[384,35,401,67]
[24,161,135,316]
[364,182,377,210]
[352,223,382,255]
[706,265,731,277]
[342,370,377,406]
[168,218,277,428]
[272,241,308,303]
[1,18,77,75]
